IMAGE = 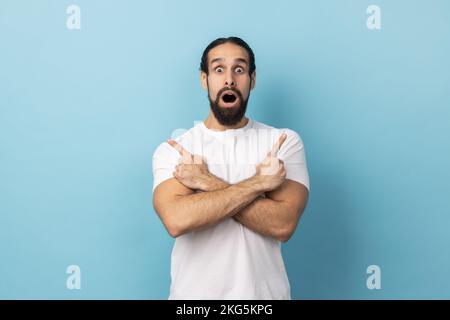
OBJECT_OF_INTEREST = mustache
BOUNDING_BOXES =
[208,85,249,126]
[216,87,244,101]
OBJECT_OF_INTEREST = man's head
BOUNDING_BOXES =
[200,37,256,126]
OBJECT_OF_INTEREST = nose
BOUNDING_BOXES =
[225,71,235,87]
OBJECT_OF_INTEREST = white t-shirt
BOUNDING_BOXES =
[152,118,310,299]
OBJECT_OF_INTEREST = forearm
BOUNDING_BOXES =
[161,135,289,238]
[233,197,293,242]
[203,177,292,241]
[167,176,264,237]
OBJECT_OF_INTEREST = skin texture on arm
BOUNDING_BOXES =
[201,178,309,243]
[161,134,309,242]
[234,180,308,243]
[152,137,286,238]
[153,176,263,238]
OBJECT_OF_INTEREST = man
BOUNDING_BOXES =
[152,37,310,299]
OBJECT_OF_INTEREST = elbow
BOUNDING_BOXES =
[165,217,185,238]
[167,226,181,238]
[277,232,292,243]
[153,200,186,238]
[165,213,192,238]
[277,225,295,243]
[278,206,305,243]
[155,207,184,238]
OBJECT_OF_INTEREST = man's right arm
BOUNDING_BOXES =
[152,175,266,238]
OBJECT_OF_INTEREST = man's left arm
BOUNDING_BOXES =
[234,180,308,242]
[203,178,309,243]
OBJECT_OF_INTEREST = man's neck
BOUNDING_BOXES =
[204,113,249,131]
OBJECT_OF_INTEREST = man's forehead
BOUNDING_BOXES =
[208,44,249,65]
[210,57,248,65]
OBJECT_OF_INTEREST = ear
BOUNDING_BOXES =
[200,71,208,91]
[250,70,256,90]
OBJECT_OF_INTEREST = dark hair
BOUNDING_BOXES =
[200,37,256,75]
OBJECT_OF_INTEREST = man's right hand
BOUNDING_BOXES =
[254,133,287,192]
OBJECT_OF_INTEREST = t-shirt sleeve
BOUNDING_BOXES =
[277,129,310,191]
[152,141,181,192]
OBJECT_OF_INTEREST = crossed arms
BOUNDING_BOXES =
[152,134,309,243]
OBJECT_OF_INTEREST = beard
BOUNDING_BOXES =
[208,83,251,126]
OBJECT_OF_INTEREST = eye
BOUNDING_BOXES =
[215,66,224,73]
[235,67,244,73]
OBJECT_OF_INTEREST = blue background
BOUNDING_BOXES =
[1,0,449,299]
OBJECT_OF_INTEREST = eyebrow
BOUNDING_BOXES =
[210,57,249,66]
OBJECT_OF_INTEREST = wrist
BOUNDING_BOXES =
[202,173,230,191]
[248,174,268,194]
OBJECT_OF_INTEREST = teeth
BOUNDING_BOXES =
[222,90,236,96]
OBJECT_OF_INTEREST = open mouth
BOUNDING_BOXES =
[221,91,238,106]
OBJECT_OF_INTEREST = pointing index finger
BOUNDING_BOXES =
[167,139,192,163]
[270,133,287,157]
